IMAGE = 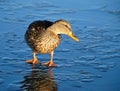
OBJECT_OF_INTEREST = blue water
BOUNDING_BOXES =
[0,0,120,91]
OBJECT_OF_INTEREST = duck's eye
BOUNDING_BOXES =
[65,25,69,28]
[65,25,71,30]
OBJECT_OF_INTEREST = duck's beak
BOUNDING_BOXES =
[69,32,80,42]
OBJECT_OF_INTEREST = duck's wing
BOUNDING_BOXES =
[25,20,53,44]
[28,20,54,31]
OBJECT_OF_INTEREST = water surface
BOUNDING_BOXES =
[0,0,120,91]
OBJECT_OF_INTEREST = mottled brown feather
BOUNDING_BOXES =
[25,20,61,54]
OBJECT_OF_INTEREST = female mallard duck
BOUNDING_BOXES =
[25,19,79,67]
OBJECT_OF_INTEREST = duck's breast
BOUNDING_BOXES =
[34,31,61,54]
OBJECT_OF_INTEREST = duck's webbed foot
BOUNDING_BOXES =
[44,60,56,67]
[26,52,40,64]
[44,51,56,67]
[26,59,40,64]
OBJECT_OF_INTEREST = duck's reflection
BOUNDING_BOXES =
[20,66,57,91]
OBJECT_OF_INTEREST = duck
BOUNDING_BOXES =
[25,19,79,67]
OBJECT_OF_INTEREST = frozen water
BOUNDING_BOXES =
[0,0,120,91]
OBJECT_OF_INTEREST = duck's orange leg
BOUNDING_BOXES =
[44,51,56,67]
[26,52,40,64]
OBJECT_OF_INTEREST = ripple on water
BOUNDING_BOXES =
[74,60,91,67]
[79,55,96,61]
[81,78,94,83]
[80,70,94,82]
[94,64,109,72]
[78,69,103,83]
[0,79,4,84]
[56,48,70,52]
[70,81,82,88]
[13,69,24,74]
[107,10,120,15]
[80,70,90,74]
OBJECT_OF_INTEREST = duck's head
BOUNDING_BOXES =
[49,19,80,42]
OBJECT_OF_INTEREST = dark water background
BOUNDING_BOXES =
[0,0,120,91]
